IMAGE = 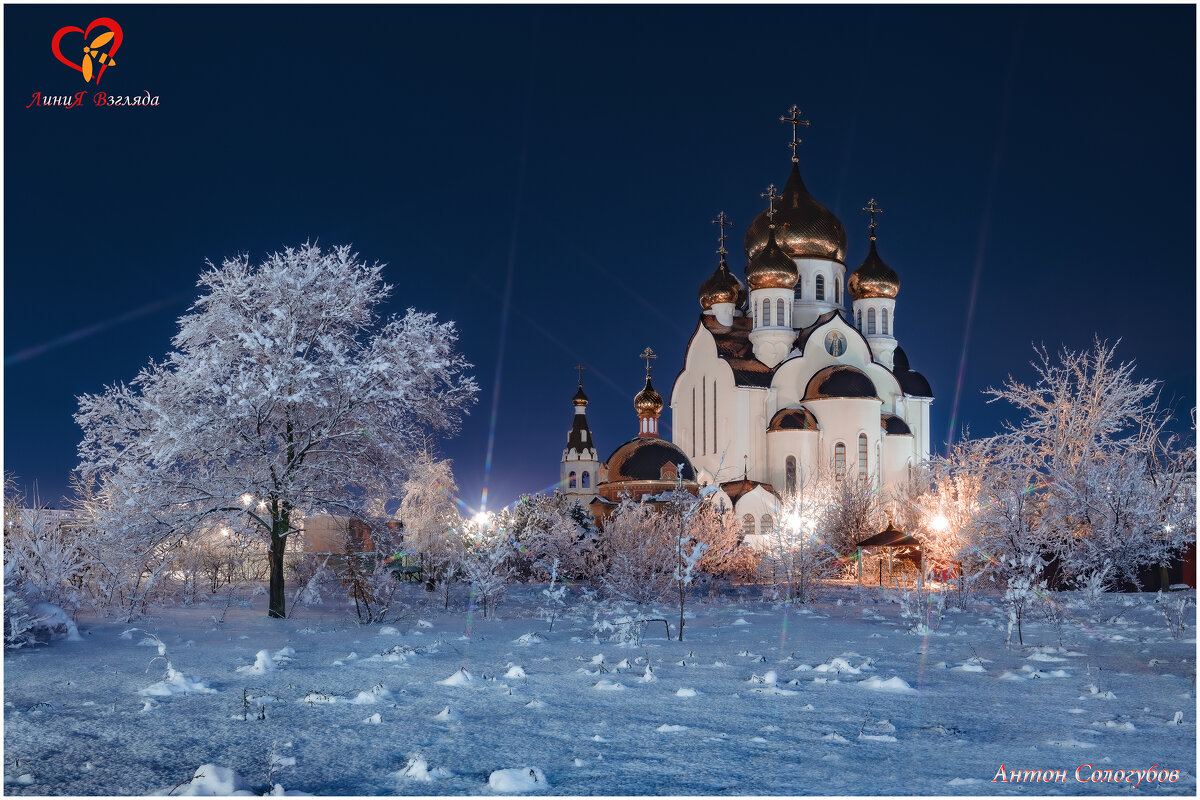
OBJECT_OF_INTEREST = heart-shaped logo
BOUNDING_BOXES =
[51,18,123,85]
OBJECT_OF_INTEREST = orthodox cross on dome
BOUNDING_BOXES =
[575,363,586,386]
[862,198,883,241]
[712,211,731,258]
[639,347,656,378]
[780,104,810,162]
[761,184,780,225]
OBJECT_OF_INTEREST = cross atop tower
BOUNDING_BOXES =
[862,198,883,241]
[575,363,586,386]
[761,184,780,224]
[712,211,731,257]
[780,104,810,162]
[639,347,656,378]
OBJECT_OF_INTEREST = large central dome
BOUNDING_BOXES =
[744,163,847,263]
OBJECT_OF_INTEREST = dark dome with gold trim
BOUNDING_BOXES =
[803,365,880,401]
[633,376,664,417]
[572,384,589,407]
[699,258,747,309]
[745,163,847,263]
[848,240,900,300]
[603,437,697,484]
[880,413,913,436]
[768,406,820,432]
[745,227,799,290]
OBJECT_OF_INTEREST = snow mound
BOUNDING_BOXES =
[747,671,778,685]
[434,706,459,721]
[950,663,985,673]
[488,767,548,792]
[141,668,216,697]
[514,632,545,645]
[1027,652,1067,662]
[593,679,624,691]
[639,666,656,682]
[857,676,916,694]
[1093,720,1136,731]
[858,733,898,743]
[731,618,751,626]
[417,619,433,628]
[656,724,688,732]
[377,626,400,636]
[525,699,547,709]
[821,733,849,744]
[438,668,474,686]
[350,684,393,704]
[813,657,860,675]
[505,665,527,679]
[236,650,275,675]
[272,646,296,662]
[166,764,253,796]
[363,713,382,724]
[397,754,451,783]
[676,687,698,697]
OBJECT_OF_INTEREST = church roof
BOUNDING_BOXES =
[565,412,594,454]
[794,310,845,353]
[720,477,776,505]
[698,315,776,388]
[892,347,933,398]
[880,413,913,436]
[768,406,820,432]
[601,437,697,484]
[803,365,880,401]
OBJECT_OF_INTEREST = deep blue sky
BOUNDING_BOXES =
[4,4,1196,510]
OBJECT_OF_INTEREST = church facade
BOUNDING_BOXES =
[561,108,933,543]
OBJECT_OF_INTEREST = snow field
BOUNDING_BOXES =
[2,584,1195,795]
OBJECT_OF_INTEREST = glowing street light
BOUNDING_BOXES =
[929,513,950,533]
[240,493,254,506]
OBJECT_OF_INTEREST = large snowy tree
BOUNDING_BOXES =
[75,243,478,617]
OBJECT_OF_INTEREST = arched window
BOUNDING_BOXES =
[834,279,841,304]
[568,471,577,489]
[858,434,868,481]
[856,309,862,329]
[581,471,590,488]
[815,274,825,301]
[776,298,785,326]
[882,308,889,335]
[761,514,774,536]
[796,277,803,299]
[741,514,755,541]
[867,308,876,335]
[762,298,770,325]
[785,456,797,496]
[834,442,846,481]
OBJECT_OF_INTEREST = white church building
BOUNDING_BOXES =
[562,108,934,542]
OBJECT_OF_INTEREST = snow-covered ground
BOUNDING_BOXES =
[3,584,1195,795]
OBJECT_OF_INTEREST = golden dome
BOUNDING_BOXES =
[698,257,747,309]
[633,376,664,418]
[744,163,847,262]
[744,227,798,290]
[847,239,900,300]
[572,384,589,407]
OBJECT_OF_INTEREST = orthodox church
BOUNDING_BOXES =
[560,107,933,541]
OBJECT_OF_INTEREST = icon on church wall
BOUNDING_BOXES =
[824,330,847,357]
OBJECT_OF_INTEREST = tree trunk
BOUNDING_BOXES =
[268,512,289,618]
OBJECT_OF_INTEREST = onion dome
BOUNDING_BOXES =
[803,365,880,401]
[745,227,799,290]
[848,240,900,300]
[604,437,697,483]
[699,256,747,309]
[880,413,913,436]
[573,384,589,407]
[745,163,847,263]
[892,347,933,398]
[768,406,821,432]
[633,376,663,418]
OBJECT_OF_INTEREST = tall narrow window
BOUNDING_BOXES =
[785,456,797,496]
[834,279,841,304]
[882,308,889,335]
[712,380,717,451]
[691,388,696,456]
[568,471,577,489]
[867,308,876,335]
[741,514,755,541]
[856,309,862,329]
[815,274,825,301]
[701,381,706,456]
[858,434,868,481]
[581,471,590,488]
[797,277,803,299]
[761,514,774,536]
[776,298,785,326]
[762,299,770,324]
[834,442,846,481]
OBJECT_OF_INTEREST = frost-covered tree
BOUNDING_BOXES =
[599,498,675,605]
[3,476,91,613]
[501,491,596,581]
[398,447,465,597]
[75,243,478,618]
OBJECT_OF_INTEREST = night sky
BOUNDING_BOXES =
[4,5,1196,512]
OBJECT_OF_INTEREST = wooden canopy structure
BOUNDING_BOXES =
[856,520,925,588]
